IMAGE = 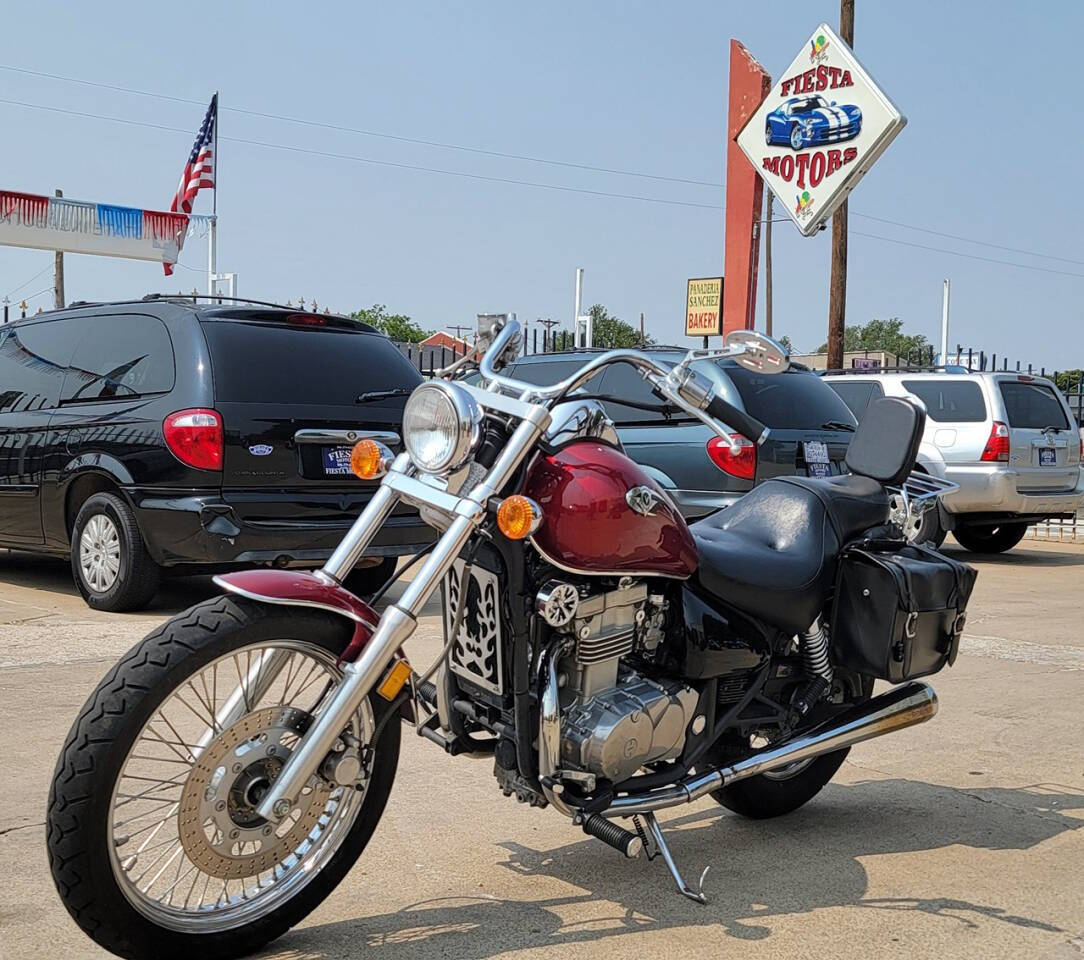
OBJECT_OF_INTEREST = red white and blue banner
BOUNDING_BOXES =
[0,189,212,267]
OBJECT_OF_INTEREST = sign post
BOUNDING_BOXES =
[735,23,905,238]
[686,277,724,347]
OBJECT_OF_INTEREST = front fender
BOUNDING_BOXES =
[214,569,379,663]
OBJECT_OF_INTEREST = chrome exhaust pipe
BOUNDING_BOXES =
[605,681,938,815]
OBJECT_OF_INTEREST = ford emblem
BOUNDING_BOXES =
[249,444,273,456]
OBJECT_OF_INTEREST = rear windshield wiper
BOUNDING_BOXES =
[356,388,413,403]
[821,420,856,432]
[576,392,693,420]
[1040,424,1066,433]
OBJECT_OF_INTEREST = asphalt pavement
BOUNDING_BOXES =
[1,538,1081,959]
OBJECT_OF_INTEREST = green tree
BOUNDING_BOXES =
[815,317,929,360]
[1054,369,1083,393]
[588,304,654,349]
[351,304,431,342]
[776,334,795,354]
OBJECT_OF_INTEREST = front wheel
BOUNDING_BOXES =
[953,519,1028,553]
[47,596,400,960]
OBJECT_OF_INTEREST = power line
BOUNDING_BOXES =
[851,212,1084,267]
[3,262,54,300]
[850,230,1084,280]
[3,63,1080,268]
[0,62,721,188]
[3,94,1083,281]
[0,96,725,212]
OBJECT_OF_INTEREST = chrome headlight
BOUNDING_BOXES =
[402,381,483,473]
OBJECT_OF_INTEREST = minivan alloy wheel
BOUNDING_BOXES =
[80,514,121,593]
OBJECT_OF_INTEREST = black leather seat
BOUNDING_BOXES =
[691,474,889,636]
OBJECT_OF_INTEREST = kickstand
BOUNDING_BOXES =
[635,812,710,905]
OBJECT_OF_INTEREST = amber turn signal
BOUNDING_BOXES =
[377,659,412,701]
[496,495,541,540]
[351,439,388,480]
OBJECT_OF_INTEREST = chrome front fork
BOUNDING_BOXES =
[255,419,546,822]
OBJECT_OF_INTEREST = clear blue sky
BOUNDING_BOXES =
[2,1,1081,370]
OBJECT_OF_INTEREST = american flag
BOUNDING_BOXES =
[163,93,217,275]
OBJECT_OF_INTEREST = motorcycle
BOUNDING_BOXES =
[48,318,976,958]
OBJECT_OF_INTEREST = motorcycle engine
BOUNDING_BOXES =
[539,579,698,784]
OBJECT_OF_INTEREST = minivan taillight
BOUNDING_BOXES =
[980,420,1010,462]
[163,408,223,470]
[707,433,756,480]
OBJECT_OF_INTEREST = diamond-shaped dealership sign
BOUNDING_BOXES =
[736,23,906,237]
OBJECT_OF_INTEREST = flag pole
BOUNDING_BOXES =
[212,91,218,218]
[208,91,219,298]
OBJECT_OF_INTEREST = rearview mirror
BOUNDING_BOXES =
[724,330,790,374]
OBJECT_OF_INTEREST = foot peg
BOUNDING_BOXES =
[581,813,643,858]
[635,812,710,905]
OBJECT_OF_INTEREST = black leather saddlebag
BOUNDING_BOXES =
[830,540,977,682]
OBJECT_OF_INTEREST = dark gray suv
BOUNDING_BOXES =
[507,348,859,519]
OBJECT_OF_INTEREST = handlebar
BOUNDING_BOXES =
[706,394,768,445]
[473,318,772,453]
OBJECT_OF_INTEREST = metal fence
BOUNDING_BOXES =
[391,329,582,376]
[1026,515,1083,544]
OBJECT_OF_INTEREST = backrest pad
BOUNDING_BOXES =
[845,396,925,485]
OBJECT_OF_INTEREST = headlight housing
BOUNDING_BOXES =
[402,381,483,473]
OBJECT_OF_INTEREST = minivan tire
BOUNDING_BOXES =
[953,520,1028,554]
[71,492,161,611]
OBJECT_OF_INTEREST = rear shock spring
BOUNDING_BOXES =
[800,617,833,685]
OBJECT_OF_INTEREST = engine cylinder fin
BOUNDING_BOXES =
[576,628,635,664]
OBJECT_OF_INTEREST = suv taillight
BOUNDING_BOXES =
[707,433,756,480]
[980,420,1010,462]
[163,408,223,470]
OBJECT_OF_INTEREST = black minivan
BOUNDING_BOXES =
[0,296,430,611]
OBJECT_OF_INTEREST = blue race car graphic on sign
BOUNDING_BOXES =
[765,95,862,151]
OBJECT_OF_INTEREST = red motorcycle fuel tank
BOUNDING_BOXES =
[523,441,697,578]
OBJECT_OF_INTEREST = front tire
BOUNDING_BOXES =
[47,596,400,960]
[953,520,1028,553]
[789,123,805,150]
[71,492,161,612]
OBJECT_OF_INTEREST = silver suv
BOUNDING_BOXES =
[824,369,1084,552]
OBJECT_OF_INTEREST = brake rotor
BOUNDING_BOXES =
[177,706,331,880]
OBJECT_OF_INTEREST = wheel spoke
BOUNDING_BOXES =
[108,640,375,930]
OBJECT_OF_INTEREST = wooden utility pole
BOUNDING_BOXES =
[826,0,854,370]
[640,311,645,345]
[53,189,65,309]
[538,316,559,351]
[764,192,773,337]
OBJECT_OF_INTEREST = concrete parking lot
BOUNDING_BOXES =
[1,538,1082,960]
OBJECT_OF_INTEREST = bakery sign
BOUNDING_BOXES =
[736,23,906,237]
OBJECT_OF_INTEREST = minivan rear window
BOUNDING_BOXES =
[201,321,422,405]
[998,381,1069,429]
[724,367,857,430]
[901,380,986,422]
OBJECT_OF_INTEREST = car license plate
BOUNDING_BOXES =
[322,446,355,476]
[1039,448,1057,466]
[803,441,830,477]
